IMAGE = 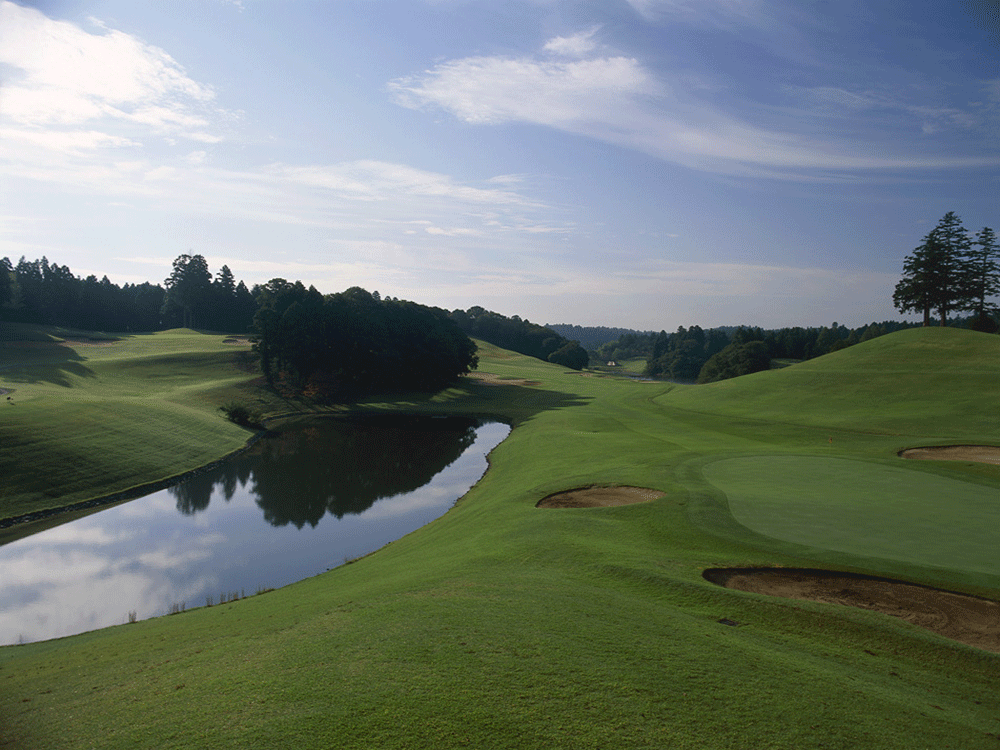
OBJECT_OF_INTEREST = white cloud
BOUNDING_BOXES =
[0,1,224,145]
[0,127,138,153]
[390,55,660,126]
[543,28,599,57]
[624,0,768,28]
[390,46,1000,177]
[270,160,532,206]
[425,226,482,236]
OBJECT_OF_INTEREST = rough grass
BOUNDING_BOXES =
[1,325,998,749]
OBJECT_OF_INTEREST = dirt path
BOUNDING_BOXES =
[536,486,664,508]
[900,445,1000,465]
[704,568,1000,653]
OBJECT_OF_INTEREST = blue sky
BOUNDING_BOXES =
[1,0,996,329]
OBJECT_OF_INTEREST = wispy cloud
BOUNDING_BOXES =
[389,35,999,178]
[543,27,600,57]
[624,0,769,28]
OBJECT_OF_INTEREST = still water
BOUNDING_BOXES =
[0,417,509,645]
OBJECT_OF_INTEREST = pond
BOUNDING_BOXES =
[0,416,509,645]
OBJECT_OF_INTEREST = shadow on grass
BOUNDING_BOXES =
[0,341,96,388]
[372,378,593,428]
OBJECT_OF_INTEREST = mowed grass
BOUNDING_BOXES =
[705,456,1000,578]
[1,325,999,749]
[0,324,311,525]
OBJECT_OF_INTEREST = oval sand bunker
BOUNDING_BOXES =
[703,567,1000,653]
[536,486,664,508]
[899,445,1000,465]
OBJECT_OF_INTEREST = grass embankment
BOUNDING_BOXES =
[1,325,999,749]
[0,324,319,541]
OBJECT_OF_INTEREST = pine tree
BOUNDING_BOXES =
[893,212,973,327]
[965,227,1000,323]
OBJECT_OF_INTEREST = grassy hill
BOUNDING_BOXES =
[664,326,1000,438]
[1,325,998,749]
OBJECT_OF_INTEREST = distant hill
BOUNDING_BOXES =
[545,324,658,348]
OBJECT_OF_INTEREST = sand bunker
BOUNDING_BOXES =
[536,486,664,508]
[466,372,541,387]
[899,445,1000,465]
[703,567,1000,653]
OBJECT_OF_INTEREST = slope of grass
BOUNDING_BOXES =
[1,325,998,749]
[662,326,1000,439]
[0,328,258,521]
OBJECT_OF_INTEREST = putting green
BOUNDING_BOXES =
[703,456,1000,576]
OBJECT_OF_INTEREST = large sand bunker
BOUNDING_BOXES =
[899,445,1000,465]
[536,486,664,508]
[703,568,1000,652]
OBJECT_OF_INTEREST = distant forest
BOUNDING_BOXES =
[552,320,926,383]
[4,252,992,390]
[0,255,257,333]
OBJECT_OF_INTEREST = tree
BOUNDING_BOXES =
[547,341,588,370]
[696,341,770,384]
[0,257,13,309]
[965,226,1000,328]
[162,254,213,329]
[893,212,973,326]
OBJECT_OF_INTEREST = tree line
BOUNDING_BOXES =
[581,321,913,384]
[1,254,480,399]
[893,211,999,331]
[0,254,257,333]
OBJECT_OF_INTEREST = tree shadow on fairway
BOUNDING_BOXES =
[444,378,593,426]
[0,341,96,388]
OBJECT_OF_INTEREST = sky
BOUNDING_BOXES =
[0,0,997,330]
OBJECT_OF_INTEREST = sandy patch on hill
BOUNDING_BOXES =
[466,372,541,387]
[537,486,665,508]
[703,567,1000,653]
[899,445,1000,465]
[58,338,115,347]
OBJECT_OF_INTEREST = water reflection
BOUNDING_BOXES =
[169,417,478,526]
[0,418,508,644]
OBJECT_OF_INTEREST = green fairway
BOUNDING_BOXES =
[703,455,1000,576]
[1,324,999,749]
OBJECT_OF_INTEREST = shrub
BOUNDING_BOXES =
[219,401,264,429]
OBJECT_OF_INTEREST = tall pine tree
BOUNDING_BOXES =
[965,226,999,328]
[893,212,973,327]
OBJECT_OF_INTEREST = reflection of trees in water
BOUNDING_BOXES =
[169,452,253,514]
[169,472,217,515]
[170,417,479,528]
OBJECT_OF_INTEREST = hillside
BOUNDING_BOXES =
[1,325,998,749]
[662,326,1000,439]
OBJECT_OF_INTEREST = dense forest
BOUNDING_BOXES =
[252,281,477,396]
[0,255,256,333]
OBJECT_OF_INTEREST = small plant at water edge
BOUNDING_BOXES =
[219,401,264,429]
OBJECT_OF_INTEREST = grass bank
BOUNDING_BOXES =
[1,325,998,748]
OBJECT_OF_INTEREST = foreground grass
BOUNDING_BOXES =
[1,325,998,748]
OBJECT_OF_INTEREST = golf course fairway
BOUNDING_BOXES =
[0,323,998,749]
